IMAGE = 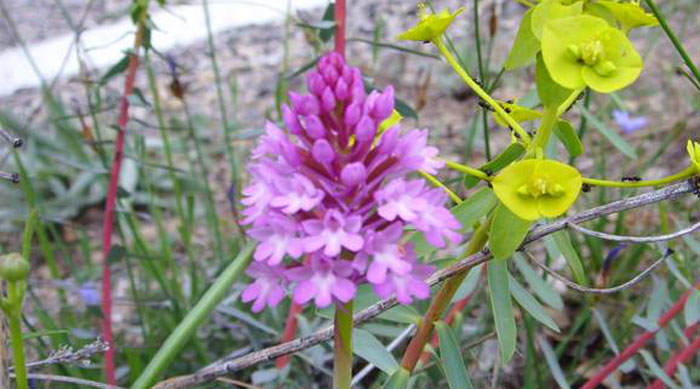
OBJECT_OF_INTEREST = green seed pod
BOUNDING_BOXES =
[0,253,30,282]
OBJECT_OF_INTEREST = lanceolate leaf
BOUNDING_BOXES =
[488,260,517,363]
[508,275,560,332]
[436,321,474,389]
[464,144,526,189]
[554,120,585,158]
[549,230,588,285]
[352,329,399,375]
[489,204,532,260]
[452,187,498,230]
[505,9,540,70]
[513,254,564,311]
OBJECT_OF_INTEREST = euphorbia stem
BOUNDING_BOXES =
[433,39,532,144]
[582,279,700,389]
[334,0,346,57]
[333,301,354,389]
[7,283,27,389]
[400,220,490,372]
[100,5,148,384]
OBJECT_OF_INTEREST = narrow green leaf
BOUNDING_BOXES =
[394,98,418,120]
[505,9,540,70]
[352,329,399,375]
[578,105,637,159]
[452,187,498,231]
[513,254,564,311]
[488,260,517,363]
[509,275,560,332]
[639,349,680,389]
[554,120,584,157]
[684,290,700,327]
[453,264,483,302]
[378,305,422,324]
[318,3,335,42]
[132,243,255,389]
[383,367,410,389]
[464,143,525,189]
[549,230,588,286]
[100,54,131,85]
[436,321,474,389]
[490,204,532,260]
[538,337,570,389]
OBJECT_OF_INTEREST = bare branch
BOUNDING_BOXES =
[526,249,672,294]
[152,180,698,389]
[568,219,700,243]
[11,373,125,389]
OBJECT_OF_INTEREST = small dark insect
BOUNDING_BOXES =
[692,176,700,197]
[504,107,512,114]
[487,182,493,188]
[621,176,643,182]
[483,169,493,176]
[478,100,495,112]
[582,183,592,193]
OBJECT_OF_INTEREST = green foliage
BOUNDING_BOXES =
[435,321,474,389]
[487,260,517,363]
[489,204,532,259]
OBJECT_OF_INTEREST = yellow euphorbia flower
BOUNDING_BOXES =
[492,159,582,221]
[397,5,464,42]
[688,140,700,173]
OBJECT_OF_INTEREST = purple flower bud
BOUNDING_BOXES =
[321,87,336,111]
[304,115,325,139]
[290,92,319,116]
[312,139,335,164]
[341,66,353,84]
[335,78,349,101]
[321,65,339,85]
[371,86,394,120]
[341,162,367,187]
[282,105,303,135]
[354,115,376,143]
[344,102,362,128]
[307,71,326,96]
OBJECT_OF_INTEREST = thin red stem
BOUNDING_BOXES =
[334,0,346,57]
[582,280,700,389]
[275,302,304,368]
[101,24,146,385]
[648,323,700,389]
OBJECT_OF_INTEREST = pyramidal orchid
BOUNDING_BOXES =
[240,52,461,313]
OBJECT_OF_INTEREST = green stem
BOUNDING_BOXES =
[7,283,27,389]
[333,301,354,389]
[528,105,559,156]
[582,166,696,188]
[433,39,532,144]
[419,171,463,204]
[642,0,700,85]
[443,160,492,181]
[472,0,490,160]
[131,243,255,389]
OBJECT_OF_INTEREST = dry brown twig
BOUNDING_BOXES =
[152,180,698,389]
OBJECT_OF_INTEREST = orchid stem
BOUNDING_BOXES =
[333,301,354,389]
[433,39,532,144]
[582,166,696,188]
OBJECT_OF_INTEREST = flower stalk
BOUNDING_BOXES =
[582,166,696,188]
[99,2,149,383]
[433,39,532,144]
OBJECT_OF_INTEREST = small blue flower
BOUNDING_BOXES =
[612,110,647,134]
[78,285,100,306]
